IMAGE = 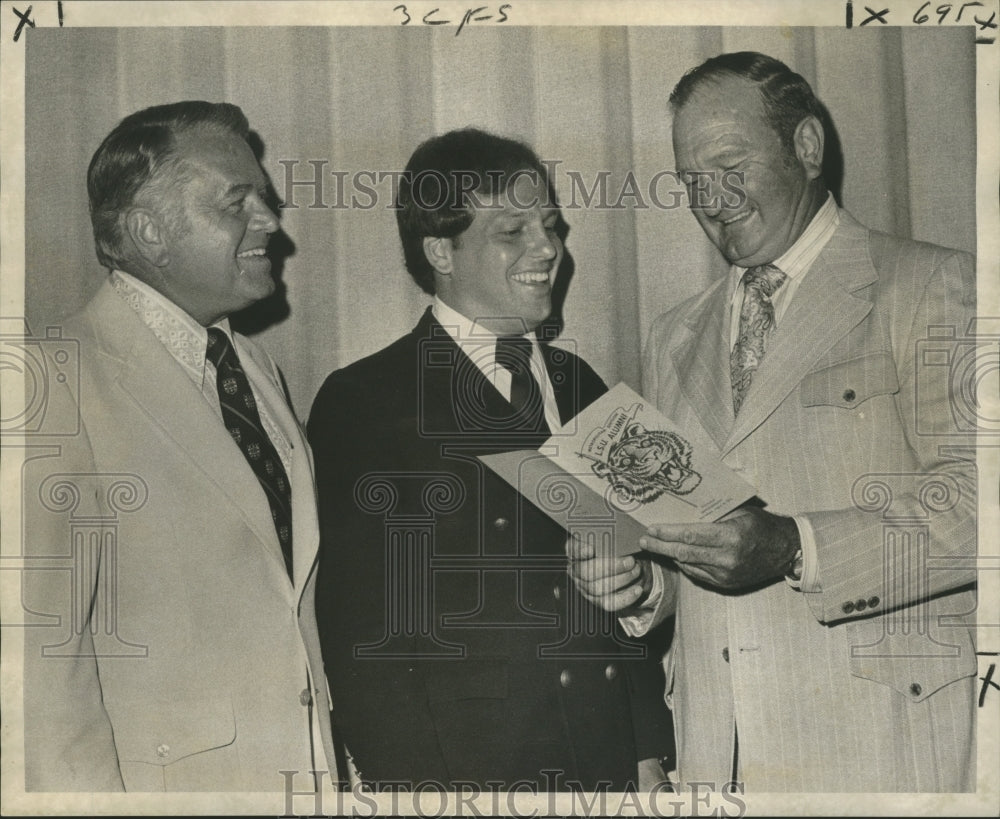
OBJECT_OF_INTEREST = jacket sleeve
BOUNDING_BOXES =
[21,370,125,791]
[800,245,978,623]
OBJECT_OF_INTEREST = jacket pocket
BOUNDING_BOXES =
[846,610,977,702]
[800,352,899,408]
[111,697,238,791]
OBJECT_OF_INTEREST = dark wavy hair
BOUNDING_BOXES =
[87,100,249,270]
[669,51,825,158]
[396,127,554,295]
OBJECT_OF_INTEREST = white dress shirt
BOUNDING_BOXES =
[110,270,292,473]
[432,297,564,433]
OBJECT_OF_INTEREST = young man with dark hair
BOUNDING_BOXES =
[309,127,673,791]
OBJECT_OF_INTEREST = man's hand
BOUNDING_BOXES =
[641,505,799,590]
[566,536,653,612]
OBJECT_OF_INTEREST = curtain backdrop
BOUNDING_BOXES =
[25,25,976,419]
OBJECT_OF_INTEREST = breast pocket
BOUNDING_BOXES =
[800,352,899,409]
[111,697,239,791]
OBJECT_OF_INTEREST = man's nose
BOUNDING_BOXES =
[249,196,280,234]
[529,223,558,259]
[690,176,726,218]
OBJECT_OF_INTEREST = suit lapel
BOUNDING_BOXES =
[87,283,290,579]
[723,214,877,454]
[411,309,499,434]
[669,280,734,452]
[415,309,551,444]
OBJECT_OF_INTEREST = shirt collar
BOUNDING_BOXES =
[432,297,536,347]
[728,192,839,301]
[110,270,232,388]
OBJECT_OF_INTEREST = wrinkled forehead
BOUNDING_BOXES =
[169,127,262,185]
[671,76,778,168]
[673,75,769,135]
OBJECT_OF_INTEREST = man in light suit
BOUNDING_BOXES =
[22,101,337,792]
[308,128,674,791]
[569,52,977,792]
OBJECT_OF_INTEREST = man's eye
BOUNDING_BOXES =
[502,227,522,236]
[227,199,245,212]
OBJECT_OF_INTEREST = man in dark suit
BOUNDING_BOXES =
[308,128,673,791]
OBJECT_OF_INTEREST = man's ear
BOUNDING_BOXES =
[125,207,169,268]
[423,236,454,276]
[793,115,825,180]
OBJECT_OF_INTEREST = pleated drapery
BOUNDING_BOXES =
[25,25,975,418]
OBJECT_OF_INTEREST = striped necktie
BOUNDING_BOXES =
[206,328,293,577]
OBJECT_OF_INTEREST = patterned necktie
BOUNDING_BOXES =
[495,334,549,434]
[206,328,293,578]
[730,263,787,415]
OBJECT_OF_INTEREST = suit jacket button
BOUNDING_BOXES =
[842,601,855,614]
[855,598,867,611]
[605,663,618,681]
[910,683,922,697]
[559,669,572,688]
[493,517,509,531]
[868,596,880,608]
[156,743,170,759]
[300,688,312,706]
[552,584,562,600]
[843,388,856,402]
[722,647,730,663]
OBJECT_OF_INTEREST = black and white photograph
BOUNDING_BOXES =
[1,1,997,815]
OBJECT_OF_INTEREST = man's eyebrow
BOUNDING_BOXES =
[493,207,528,221]
[222,182,256,199]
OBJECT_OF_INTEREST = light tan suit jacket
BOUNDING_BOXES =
[642,211,977,791]
[22,281,338,791]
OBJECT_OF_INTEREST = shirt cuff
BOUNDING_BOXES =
[788,515,821,592]
[619,563,664,637]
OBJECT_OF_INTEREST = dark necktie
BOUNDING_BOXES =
[730,263,787,415]
[495,334,549,434]
[206,328,293,578]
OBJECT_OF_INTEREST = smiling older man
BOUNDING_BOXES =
[568,52,977,793]
[23,101,337,792]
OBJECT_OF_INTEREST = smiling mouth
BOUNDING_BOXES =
[511,271,551,285]
[720,210,752,226]
[235,246,272,278]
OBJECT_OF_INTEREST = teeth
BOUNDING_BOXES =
[722,212,750,225]
[512,272,550,284]
[238,248,266,257]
